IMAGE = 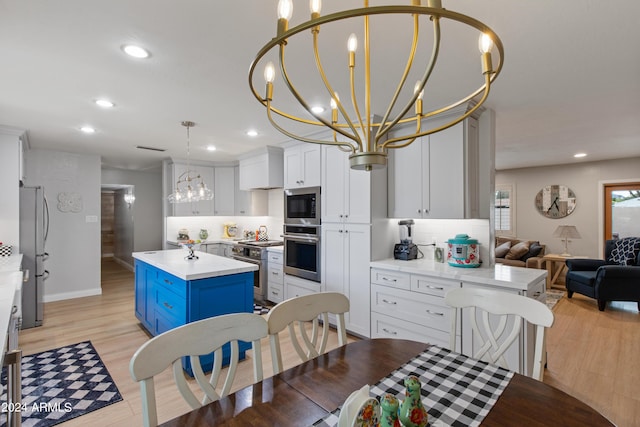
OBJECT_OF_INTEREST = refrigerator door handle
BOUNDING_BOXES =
[44,194,50,243]
[23,269,30,282]
[42,270,50,280]
[38,252,50,261]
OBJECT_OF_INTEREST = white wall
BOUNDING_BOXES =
[102,167,164,255]
[25,149,102,301]
[496,157,640,258]
[0,129,22,250]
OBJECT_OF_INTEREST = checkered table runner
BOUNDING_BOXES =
[312,346,513,427]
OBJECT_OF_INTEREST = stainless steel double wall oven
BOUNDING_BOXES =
[283,186,321,282]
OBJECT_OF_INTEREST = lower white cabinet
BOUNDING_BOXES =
[284,274,320,299]
[370,268,460,348]
[323,223,371,337]
[266,249,284,303]
[370,263,547,378]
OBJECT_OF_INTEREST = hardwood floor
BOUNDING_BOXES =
[15,259,640,426]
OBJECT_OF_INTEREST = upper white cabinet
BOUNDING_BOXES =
[321,145,386,224]
[388,114,480,219]
[284,143,321,189]
[239,146,284,190]
[170,163,215,216]
[234,166,267,216]
[213,166,235,216]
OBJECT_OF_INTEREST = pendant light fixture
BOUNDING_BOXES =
[249,0,504,171]
[167,121,214,204]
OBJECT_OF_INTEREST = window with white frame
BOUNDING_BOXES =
[495,184,515,236]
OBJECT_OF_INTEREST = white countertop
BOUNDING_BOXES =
[371,258,547,291]
[0,254,23,273]
[133,249,258,281]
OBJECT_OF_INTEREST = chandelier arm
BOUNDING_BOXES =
[266,99,356,152]
[379,16,441,146]
[311,32,363,149]
[385,73,491,148]
[376,13,421,146]
[382,116,423,150]
[349,64,367,141]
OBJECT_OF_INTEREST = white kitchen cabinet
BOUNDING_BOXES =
[387,115,479,219]
[284,143,321,189]
[170,163,215,216]
[321,145,384,224]
[239,146,283,190]
[234,166,268,216]
[266,249,284,303]
[322,223,371,337]
[284,274,320,299]
[370,268,461,347]
[213,167,235,215]
[369,260,547,378]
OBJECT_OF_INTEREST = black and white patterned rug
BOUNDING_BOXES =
[253,303,271,315]
[0,341,122,427]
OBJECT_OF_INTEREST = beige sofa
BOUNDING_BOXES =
[495,237,546,268]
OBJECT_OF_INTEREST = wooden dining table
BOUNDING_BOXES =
[159,338,613,426]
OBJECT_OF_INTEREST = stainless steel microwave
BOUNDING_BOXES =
[284,186,320,226]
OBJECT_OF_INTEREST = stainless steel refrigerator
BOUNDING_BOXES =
[19,185,49,328]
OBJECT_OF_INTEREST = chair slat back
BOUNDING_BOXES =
[130,313,268,427]
[445,287,554,381]
[267,292,349,374]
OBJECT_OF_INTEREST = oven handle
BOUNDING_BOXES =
[232,255,262,266]
[283,234,320,243]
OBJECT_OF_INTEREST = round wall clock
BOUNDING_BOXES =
[535,185,576,218]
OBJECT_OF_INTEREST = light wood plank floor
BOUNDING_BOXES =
[15,259,640,426]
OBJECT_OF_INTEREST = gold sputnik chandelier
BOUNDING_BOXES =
[167,121,214,204]
[249,0,504,170]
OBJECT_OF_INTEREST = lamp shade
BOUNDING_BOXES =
[552,225,581,239]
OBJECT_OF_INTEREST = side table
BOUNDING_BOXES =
[542,254,586,289]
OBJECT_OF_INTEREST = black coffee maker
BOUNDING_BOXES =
[394,219,418,260]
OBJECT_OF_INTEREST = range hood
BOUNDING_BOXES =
[238,146,284,190]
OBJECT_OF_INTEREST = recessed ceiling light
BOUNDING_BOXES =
[95,99,115,108]
[207,145,216,152]
[246,130,258,137]
[311,105,325,114]
[80,126,96,134]
[122,44,150,59]
[574,153,587,158]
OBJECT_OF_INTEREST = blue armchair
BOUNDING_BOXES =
[565,238,640,311]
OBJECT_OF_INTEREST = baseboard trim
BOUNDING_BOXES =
[112,257,134,272]
[44,288,102,303]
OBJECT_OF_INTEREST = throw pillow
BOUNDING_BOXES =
[505,241,530,260]
[495,241,511,258]
[522,241,543,262]
[607,237,640,265]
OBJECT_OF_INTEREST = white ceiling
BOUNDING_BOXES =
[1,0,639,171]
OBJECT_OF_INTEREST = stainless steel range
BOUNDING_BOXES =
[231,240,283,302]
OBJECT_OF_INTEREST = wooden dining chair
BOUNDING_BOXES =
[266,292,350,375]
[129,313,268,427]
[444,287,554,381]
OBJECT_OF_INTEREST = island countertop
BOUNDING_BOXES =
[132,249,257,281]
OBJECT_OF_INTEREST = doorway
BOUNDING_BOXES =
[603,182,640,241]
[101,185,135,276]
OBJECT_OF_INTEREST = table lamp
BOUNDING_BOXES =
[552,225,581,256]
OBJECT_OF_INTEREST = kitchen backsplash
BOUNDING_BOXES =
[388,218,491,265]
[166,189,284,242]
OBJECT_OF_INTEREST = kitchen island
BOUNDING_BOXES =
[370,258,547,378]
[132,249,258,373]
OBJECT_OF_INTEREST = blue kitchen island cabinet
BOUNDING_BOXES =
[132,249,258,374]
